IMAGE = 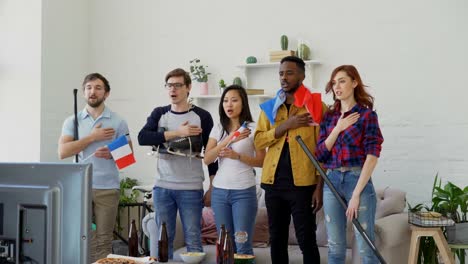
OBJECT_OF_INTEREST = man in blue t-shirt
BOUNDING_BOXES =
[138,68,217,259]
[58,73,132,262]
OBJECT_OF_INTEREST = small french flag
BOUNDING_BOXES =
[108,135,136,170]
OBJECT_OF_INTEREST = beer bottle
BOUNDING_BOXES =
[158,222,169,262]
[216,224,226,264]
[223,231,234,264]
[128,219,139,257]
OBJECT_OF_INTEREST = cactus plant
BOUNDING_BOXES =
[281,35,288,50]
[297,43,310,60]
[246,56,257,64]
[233,77,242,86]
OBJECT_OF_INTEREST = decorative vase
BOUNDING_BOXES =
[219,86,226,94]
[199,82,208,96]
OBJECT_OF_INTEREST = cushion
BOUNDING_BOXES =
[201,207,270,247]
[375,187,406,219]
[257,188,266,208]
[288,221,298,245]
[287,208,353,248]
[252,207,269,247]
[315,209,328,247]
[201,207,217,245]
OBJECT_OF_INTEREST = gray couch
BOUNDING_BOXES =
[143,187,410,264]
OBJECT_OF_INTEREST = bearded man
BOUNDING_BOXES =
[58,73,132,262]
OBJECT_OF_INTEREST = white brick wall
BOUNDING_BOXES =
[4,0,467,205]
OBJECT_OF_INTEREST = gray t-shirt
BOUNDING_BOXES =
[138,105,216,190]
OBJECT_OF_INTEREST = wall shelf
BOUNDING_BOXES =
[191,59,322,121]
[236,60,321,69]
[190,94,274,100]
[236,60,321,90]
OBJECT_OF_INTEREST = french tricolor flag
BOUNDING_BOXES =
[108,135,136,170]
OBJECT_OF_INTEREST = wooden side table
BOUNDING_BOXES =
[408,225,455,264]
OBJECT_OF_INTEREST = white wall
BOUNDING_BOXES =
[24,0,468,204]
[78,0,468,204]
[0,0,89,162]
[0,0,42,161]
[40,0,90,162]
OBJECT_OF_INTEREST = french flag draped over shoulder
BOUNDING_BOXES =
[260,84,322,125]
[293,85,323,125]
[108,135,136,170]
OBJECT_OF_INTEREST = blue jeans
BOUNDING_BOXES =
[152,187,204,259]
[211,186,258,255]
[323,169,378,264]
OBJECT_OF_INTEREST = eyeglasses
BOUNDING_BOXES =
[164,83,185,90]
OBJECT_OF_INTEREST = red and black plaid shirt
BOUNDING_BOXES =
[315,104,383,169]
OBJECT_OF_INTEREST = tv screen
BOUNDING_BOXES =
[0,163,92,264]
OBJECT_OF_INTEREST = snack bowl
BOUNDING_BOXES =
[179,252,206,263]
[234,254,255,264]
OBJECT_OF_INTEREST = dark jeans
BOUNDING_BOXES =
[265,185,320,264]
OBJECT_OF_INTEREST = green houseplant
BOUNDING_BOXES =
[432,177,467,223]
[218,79,226,94]
[116,177,139,233]
[120,177,139,204]
[189,58,210,82]
[431,176,467,263]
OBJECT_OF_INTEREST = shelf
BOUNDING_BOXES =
[190,94,274,100]
[190,95,220,99]
[236,59,321,91]
[237,60,321,69]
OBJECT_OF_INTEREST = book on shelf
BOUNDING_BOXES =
[269,50,295,56]
[245,89,264,95]
[269,57,283,62]
[269,52,296,62]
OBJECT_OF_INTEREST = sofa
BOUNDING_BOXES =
[142,187,410,264]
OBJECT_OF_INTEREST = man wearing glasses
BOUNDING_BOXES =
[138,68,217,259]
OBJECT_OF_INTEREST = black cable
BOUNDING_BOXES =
[73,89,79,163]
[295,135,387,264]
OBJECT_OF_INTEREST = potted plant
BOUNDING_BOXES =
[189,58,210,95]
[116,177,139,233]
[218,79,226,94]
[120,177,139,205]
[431,176,467,263]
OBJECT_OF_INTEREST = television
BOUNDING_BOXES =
[0,162,92,264]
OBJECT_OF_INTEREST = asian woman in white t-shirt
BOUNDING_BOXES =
[204,85,266,256]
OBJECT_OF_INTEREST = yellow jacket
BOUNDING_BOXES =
[254,103,327,186]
